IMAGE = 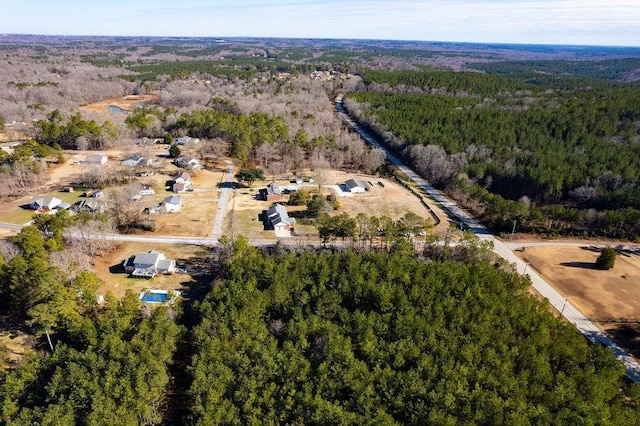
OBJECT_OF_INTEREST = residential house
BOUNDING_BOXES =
[174,156,202,170]
[123,250,176,278]
[121,155,152,167]
[259,183,283,202]
[134,137,159,146]
[161,195,182,213]
[344,179,369,193]
[31,196,62,211]
[266,203,295,231]
[173,136,200,145]
[172,171,192,192]
[72,199,106,213]
[82,154,108,165]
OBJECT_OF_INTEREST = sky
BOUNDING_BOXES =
[1,0,639,47]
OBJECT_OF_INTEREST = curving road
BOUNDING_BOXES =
[336,94,640,382]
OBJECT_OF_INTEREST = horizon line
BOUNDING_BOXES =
[2,33,640,50]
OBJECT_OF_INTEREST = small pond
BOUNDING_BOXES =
[107,105,128,114]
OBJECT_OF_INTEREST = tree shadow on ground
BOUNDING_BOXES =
[601,323,640,359]
[560,261,598,270]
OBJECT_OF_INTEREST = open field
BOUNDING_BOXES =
[91,241,211,299]
[519,246,640,358]
[134,163,226,237]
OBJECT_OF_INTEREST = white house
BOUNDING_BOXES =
[344,179,369,193]
[172,171,192,192]
[162,195,182,213]
[174,136,200,145]
[123,250,176,278]
[266,203,295,231]
[31,196,62,211]
[83,154,108,165]
[122,155,152,167]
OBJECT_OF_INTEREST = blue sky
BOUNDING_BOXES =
[1,0,638,46]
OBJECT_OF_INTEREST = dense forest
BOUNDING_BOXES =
[345,69,640,238]
[189,240,640,424]
[2,225,640,424]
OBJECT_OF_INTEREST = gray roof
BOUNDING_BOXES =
[265,183,282,195]
[73,199,105,212]
[345,179,368,190]
[267,203,294,226]
[164,195,182,205]
[85,154,107,163]
[31,196,62,209]
[133,250,163,266]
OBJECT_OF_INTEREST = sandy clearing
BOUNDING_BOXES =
[519,246,640,358]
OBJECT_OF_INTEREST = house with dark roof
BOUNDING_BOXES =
[174,156,202,170]
[123,250,176,278]
[259,183,283,202]
[344,178,369,193]
[266,203,295,231]
[72,199,106,213]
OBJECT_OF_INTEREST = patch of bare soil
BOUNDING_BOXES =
[520,246,640,358]
[79,94,158,116]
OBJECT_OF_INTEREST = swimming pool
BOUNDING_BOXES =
[139,289,180,304]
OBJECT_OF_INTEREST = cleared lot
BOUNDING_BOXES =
[225,169,446,240]
[91,241,209,298]
[520,246,640,358]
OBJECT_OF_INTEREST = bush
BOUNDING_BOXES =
[288,190,311,206]
[596,247,616,270]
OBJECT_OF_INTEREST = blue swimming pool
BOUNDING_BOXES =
[140,292,168,303]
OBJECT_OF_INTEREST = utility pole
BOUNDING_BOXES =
[560,298,569,316]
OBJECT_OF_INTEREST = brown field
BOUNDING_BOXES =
[136,164,226,237]
[520,246,640,357]
[225,169,450,240]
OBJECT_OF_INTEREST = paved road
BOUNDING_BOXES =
[336,95,640,382]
